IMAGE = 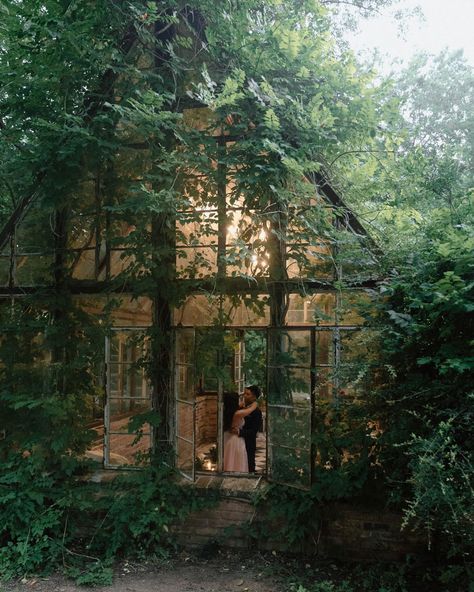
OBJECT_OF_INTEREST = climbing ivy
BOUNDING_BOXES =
[0,0,472,587]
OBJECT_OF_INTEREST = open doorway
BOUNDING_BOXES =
[175,328,267,476]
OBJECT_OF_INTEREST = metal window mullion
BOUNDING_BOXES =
[217,360,224,474]
[267,403,298,410]
[176,399,194,406]
[8,229,16,290]
[269,442,310,453]
[310,328,316,485]
[176,435,193,445]
[333,328,341,405]
[108,431,152,437]
[104,335,111,467]
[264,328,269,477]
[108,396,151,402]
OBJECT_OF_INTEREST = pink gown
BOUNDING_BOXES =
[223,417,248,472]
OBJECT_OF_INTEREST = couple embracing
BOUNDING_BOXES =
[223,385,262,474]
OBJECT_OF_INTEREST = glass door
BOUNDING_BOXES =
[267,328,313,489]
[174,327,269,477]
[174,328,196,480]
[194,328,236,473]
[186,328,266,475]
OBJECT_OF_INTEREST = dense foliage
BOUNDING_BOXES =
[365,208,473,555]
[0,0,472,588]
[0,455,211,584]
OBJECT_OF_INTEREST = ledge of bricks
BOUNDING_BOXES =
[84,471,427,561]
[179,474,265,499]
[174,476,427,561]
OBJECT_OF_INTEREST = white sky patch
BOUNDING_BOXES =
[345,0,474,70]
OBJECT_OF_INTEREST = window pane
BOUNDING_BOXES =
[176,363,195,402]
[315,330,334,366]
[195,329,237,392]
[175,400,195,477]
[286,247,334,281]
[108,363,150,399]
[337,291,370,325]
[14,254,54,285]
[174,295,269,327]
[267,363,311,488]
[176,437,194,474]
[108,433,151,466]
[195,393,217,472]
[267,403,311,488]
[337,329,378,397]
[287,293,336,325]
[175,328,195,402]
[268,329,311,368]
[176,328,195,365]
[315,367,333,401]
[176,246,217,278]
[108,398,151,433]
[176,401,194,443]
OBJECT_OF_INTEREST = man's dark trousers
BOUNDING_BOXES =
[240,407,262,473]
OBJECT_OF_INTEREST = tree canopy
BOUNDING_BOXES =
[0,0,472,587]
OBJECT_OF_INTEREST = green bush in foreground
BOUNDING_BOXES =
[0,455,210,584]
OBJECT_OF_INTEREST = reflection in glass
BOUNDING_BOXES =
[287,294,335,325]
[267,330,312,487]
[315,330,333,366]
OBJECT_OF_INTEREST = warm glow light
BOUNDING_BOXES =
[201,203,216,221]
[227,224,238,237]
[258,228,266,241]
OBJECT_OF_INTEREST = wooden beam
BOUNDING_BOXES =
[309,171,383,257]
[0,276,379,297]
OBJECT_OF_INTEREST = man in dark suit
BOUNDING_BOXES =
[234,385,262,473]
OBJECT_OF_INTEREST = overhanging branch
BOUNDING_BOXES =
[0,23,138,253]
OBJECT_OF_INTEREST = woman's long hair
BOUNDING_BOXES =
[223,392,240,432]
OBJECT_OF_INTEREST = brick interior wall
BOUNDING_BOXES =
[195,394,217,446]
[176,393,217,460]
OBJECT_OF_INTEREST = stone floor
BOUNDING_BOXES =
[86,418,267,473]
[196,432,266,474]
[86,416,151,465]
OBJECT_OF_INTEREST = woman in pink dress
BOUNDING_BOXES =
[223,393,257,472]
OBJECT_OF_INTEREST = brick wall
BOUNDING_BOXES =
[176,393,217,460]
[173,498,255,549]
[195,394,217,446]
[316,503,425,561]
[174,478,427,562]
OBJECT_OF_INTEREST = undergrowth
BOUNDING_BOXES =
[270,554,474,592]
[0,455,213,585]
